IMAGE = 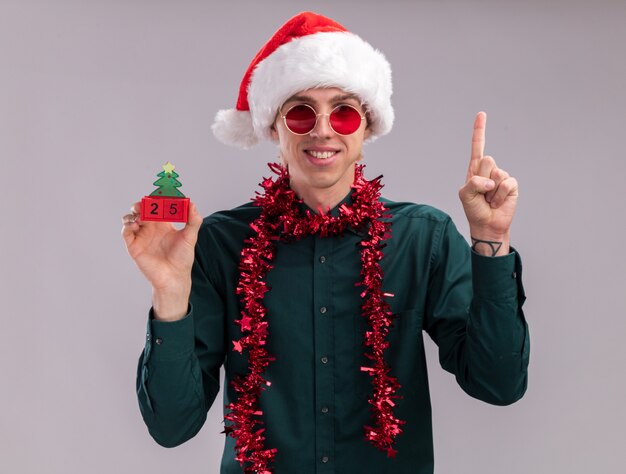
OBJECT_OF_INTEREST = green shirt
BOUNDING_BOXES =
[136,198,530,474]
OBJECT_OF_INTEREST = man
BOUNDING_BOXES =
[122,12,529,474]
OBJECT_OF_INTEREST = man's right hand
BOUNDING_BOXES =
[121,201,203,321]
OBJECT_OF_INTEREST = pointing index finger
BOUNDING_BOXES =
[468,111,487,178]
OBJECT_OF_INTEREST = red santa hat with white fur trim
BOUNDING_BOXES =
[212,11,394,149]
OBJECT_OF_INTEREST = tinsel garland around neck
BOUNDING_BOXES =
[224,162,405,473]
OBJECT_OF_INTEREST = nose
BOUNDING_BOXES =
[309,112,334,138]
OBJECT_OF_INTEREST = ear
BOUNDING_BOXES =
[270,121,279,142]
[362,111,372,139]
[363,121,372,140]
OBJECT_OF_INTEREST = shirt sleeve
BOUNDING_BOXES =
[423,217,530,405]
[136,239,227,447]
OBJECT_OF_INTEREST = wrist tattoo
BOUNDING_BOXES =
[471,237,503,257]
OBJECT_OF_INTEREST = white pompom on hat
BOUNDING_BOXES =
[212,11,394,149]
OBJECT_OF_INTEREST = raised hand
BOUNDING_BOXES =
[458,112,518,256]
[121,201,203,320]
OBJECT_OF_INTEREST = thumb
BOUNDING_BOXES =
[459,176,495,203]
[181,201,203,243]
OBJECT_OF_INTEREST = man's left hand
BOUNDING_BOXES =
[458,111,518,256]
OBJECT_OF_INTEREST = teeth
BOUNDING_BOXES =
[307,150,336,159]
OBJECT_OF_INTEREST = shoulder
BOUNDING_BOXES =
[198,201,260,242]
[381,198,468,264]
[382,198,454,248]
[382,198,451,225]
[202,201,260,227]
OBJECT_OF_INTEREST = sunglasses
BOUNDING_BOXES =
[280,103,366,136]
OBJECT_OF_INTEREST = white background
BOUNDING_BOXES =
[1,0,625,472]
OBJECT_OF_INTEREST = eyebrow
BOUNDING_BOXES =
[283,92,362,107]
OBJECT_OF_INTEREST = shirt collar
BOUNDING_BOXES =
[296,191,366,237]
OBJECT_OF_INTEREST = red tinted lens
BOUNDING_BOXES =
[284,105,317,134]
[329,105,362,135]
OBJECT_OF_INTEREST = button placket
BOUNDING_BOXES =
[313,236,334,469]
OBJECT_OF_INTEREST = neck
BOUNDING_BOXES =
[291,183,352,214]
[287,163,357,214]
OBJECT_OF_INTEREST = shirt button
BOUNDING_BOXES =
[321,356,329,364]
[319,255,326,264]
[321,456,329,463]
[512,271,517,279]
[146,333,150,340]
[321,406,329,414]
[155,337,163,345]
[319,306,327,314]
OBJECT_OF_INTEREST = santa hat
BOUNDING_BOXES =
[212,11,394,149]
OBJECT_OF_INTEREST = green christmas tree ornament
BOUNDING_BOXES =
[140,162,190,223]
[150,164,185,198]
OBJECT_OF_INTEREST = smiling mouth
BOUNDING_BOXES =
[305,150,338,160]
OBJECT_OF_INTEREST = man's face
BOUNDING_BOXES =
[271,87,370,204]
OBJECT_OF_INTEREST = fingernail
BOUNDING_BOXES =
[485,180,495,190]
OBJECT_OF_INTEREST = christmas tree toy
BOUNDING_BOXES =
[140,162,190,223]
